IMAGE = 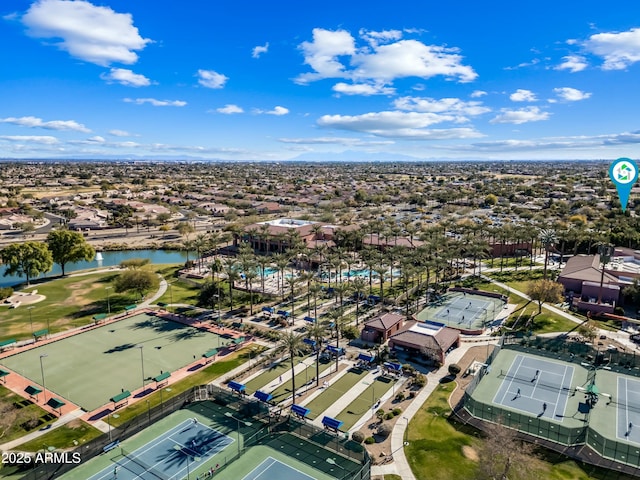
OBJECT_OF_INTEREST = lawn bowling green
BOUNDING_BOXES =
[0,312,228,411]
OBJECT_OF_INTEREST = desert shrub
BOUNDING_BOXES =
[364,436,376,444]
[352,431,365,443]
[384,412,394,420]
[614,306,625,316]
[413,373,426,387]
[392,408,402,416]
[0,287,13,300]
[394,392,405,402]
[377,423,392,438]
[448,363,461,376]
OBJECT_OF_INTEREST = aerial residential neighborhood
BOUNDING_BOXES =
[3,1,640,479]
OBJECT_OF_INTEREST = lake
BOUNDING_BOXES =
[0,249,188,288]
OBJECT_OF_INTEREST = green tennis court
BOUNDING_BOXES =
[416,291,504,331]
[0,313,228,411]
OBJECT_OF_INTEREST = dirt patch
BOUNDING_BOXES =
[450,344,495,408]
[462,445,479,461]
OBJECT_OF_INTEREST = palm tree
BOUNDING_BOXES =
[245,270,258,316]
[285,275,300,319]
[193,233,208,272]
[328,308,345,374]
[539,228,557,280]
[373,263,387,305]
[223,259,240,312]
[307,322,327,387]
[279,331,304,404]
[351,277,366,326]
[309,282,322,319]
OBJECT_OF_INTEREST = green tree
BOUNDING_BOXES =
[0,242,53,286]
[46,229,96,276]
[114,269,159,301]
[526,279,564,314]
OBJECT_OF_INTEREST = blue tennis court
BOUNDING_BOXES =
[616,377,640,443]
[89,419,233,480]
[493,354,574,421]
[241,457,316,480]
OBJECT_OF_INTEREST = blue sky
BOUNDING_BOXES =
[2,0,640,161]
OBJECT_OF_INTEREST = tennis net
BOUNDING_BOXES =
[499,370,571,393]
[120,447,168,480]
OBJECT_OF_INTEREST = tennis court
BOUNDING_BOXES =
[415,291,504,331]
[493,354,574,421]
[0,313,227,411]
[617,377,640,443]
[241,457,315,480]
[89,419,233,480]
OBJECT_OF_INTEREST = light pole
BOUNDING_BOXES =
[39,354,48,402]
[107,412,119,441]
[27,306,35,336]
[225,412,252,455]
[168,281,174,313]
[137,345,145,393]
[363,380,376,420]
[105,287,112,315]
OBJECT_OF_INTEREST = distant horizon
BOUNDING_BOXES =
[2,1,640,161]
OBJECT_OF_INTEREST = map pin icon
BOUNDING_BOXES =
[609,158,639,212]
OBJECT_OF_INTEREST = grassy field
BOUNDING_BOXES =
[335,375,395,430]
[405,381,638,480]
[0,271,138,342]
[14,419,102,452]
[305,366,369,420]
[0,385,57,443]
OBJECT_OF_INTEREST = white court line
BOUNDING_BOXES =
[243,457,278,480]
[497,355,525,405]
[552,365,571,419]
[626,377,630,439]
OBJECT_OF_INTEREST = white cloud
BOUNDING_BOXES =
[123,98,186,107]
[278,137,394,146]
[253,106,290,116]
[509,89,537,102]
[553,87,591,102]
[359,29,403,46]
[101,68,152,87]
[86,135,105,143]
[252,42,269,58]
[0,115,90,132]
[197,69,228,89]
[583,28,640,70]
[317,111,483,139]
[21,0,150,66]
[296,28,356,83]
[332,82,395,96]
[555,55,588,73]
[216,104,244,114]
[352,39,477,83]
[108,129,132,137]
[393,96,490,117]
[0,135,60,144]
[296,28,477,86]
[266,106,289,116]
[490,106,550,124]
[470,90,487,98]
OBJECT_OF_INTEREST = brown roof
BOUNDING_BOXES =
[389,323,459,352]
[559,254,618,284]
[364,312,404,331]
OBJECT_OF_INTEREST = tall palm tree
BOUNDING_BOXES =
[285,275,300,319]
[279,331,304,404]
[223,258,240,312]
[539,228,557,280]
[373,263,387,305]
[328,308,345,374]
[245,270,258,316]
[307,322,327,387]
[309,282,322,318]
[351,277,366,326]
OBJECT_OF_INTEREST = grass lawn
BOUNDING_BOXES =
[406,381,638,480]
[109,346,265,427]
[0,385,57,443]
[14,419,102,452]
[305,366,369,420]
[335,376,395,430]
[0,271,138,343]
[268,358,334,403]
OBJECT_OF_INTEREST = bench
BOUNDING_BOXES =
[103,440,119,453]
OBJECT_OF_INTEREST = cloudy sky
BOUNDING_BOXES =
[2,0,640,161]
